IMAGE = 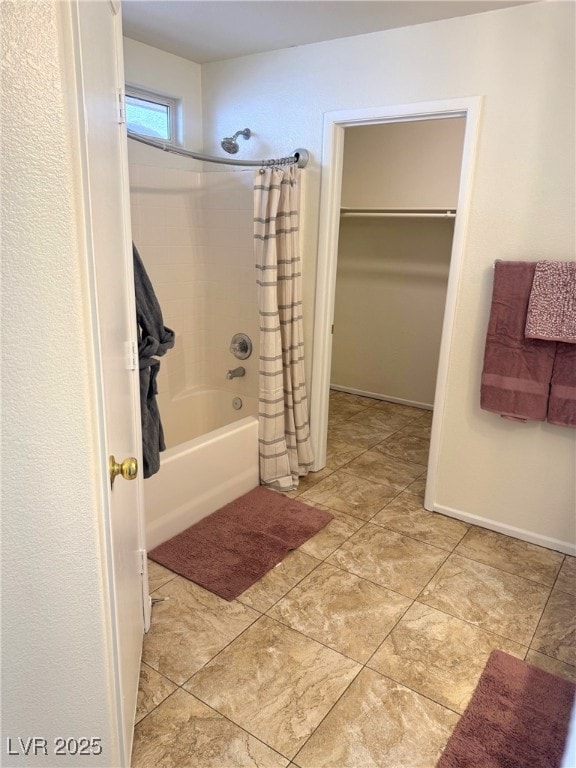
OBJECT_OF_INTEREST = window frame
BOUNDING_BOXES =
[125,85,178,145]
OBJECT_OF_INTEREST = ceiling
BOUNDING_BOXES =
[121,0,533,64]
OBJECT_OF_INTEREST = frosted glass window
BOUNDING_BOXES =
[125,87,176,142]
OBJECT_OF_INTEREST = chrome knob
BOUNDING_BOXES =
[230,333,252,360]
[109,455,138,487]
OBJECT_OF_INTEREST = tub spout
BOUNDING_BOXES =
[226,366,246,379]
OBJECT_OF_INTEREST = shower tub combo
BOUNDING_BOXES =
[144,388,259,550]
[128,130,311,551]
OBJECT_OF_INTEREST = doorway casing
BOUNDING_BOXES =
[309,97,482,512]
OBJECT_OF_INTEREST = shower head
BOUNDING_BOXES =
[221,128,251,154]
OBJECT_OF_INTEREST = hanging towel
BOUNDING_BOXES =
[548,343,576,428]
[133,244,175,477]
[480,261,556,422]
[525,261,576,343]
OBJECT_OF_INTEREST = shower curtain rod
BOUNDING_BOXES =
[127,131,310,168]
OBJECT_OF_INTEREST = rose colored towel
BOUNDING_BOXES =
[481,261,555,422]
[525,261,576,343]
[548,342,576,427]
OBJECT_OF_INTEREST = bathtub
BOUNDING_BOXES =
[144,388,260,550]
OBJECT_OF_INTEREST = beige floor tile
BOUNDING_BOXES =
[328,420,390,449]
[329,391,380,409]
[372,492,469,551]
[326,523,447,598]
[300,470,398,521]
[329,398,372,422]
[348,406,417,434]
[455,527,564,586]
[298,506,365,560]
[374,431,430,466]
[135,663,178,724]
[525,650,576,684]
[236,550,321,613]
[268,563,411,662]
[292,467,334,495]
[325,438,366,470]
[400,422,432,440]
[531,586,576,665]
[185,616,360,759]
[147,560,178,593]
[142,576,259,685]
[341,449,426,491]
[420,553,551,646]
[132,688,289,768]
[414,410,434,425]
[293,668,458,768]
[369,602,525,713]
[556,555,576,595]
[404,472,427,500]
[404,411,433,437]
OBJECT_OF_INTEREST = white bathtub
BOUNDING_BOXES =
[144,388,260,550]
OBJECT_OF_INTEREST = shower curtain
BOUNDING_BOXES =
[254,165,314,491]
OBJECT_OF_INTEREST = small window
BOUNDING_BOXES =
[125,86,177,143]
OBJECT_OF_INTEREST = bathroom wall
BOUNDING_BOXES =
[124,40,258,448]
[201,2,576,551]
[123,37,203,170]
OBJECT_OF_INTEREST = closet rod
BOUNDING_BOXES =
[127,131,310,168]
[340,209,456,219]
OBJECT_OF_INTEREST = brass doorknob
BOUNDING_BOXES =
[109,455,138,487]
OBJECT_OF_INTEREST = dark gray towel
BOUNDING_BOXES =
[133,244,175,477]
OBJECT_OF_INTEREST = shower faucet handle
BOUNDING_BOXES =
[230,333,252,360]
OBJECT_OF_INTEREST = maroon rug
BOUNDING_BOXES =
[149,486,333,600]
[437,650,575,768]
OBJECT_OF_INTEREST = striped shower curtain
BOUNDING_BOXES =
[254,165,314,491]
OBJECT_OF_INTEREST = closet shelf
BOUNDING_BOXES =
[340,207,456,219]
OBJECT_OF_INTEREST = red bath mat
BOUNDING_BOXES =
[148,486,333,600]
[436,650,575,768]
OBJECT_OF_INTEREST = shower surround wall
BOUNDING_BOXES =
[129,164,258,449]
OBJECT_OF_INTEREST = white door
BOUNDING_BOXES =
[72,1,146,763]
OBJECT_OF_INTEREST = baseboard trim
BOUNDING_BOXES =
[434,503,576,556]
[330,384,433,411]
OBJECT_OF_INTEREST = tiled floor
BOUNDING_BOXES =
[132,390,576,767]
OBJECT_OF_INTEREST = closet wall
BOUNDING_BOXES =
[331,118,465,407]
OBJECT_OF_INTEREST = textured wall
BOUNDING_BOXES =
[201,2,576,549]
[1,2,116,763]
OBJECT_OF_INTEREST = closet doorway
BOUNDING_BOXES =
[333,118,465,409]
[309,98,482,511]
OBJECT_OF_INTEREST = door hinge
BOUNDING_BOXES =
[331,324,334,334]
[125,340,137,370]
[138,548,147,575]
[117,89,126,124]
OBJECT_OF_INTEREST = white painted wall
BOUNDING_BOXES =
[123,37,203,170]
[201,2,576,551]
[2,3,119,764]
